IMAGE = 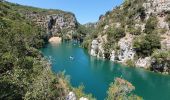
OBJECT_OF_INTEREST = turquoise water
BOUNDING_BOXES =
[41,42,170,100]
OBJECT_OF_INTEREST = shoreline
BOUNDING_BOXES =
[48,36,62,44]
[88,51,170,76]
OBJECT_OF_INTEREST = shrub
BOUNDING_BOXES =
[107,27,125,42]
[133,34,161,57]
[144,16,158,34]
[151,50,170,73]
[81,40,91,49]
[72,85,96,100]
[126,59,135,67]
[128,27,141,35]
[106,78,142,100]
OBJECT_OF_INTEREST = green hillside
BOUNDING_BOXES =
[83,0,170,74]
[0,1,95,99]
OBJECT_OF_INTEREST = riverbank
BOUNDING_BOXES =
[48,37,62,44]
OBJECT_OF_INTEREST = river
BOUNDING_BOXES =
[41,42,170,100]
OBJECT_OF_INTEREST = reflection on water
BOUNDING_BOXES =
[41,42,170,100]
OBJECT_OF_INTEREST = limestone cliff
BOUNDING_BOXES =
[85,0,170,74]
[9,2,78,37]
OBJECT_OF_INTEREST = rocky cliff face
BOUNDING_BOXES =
[117,34,135,63]
[11,4,78,36]
[22,11,78,36]
[143,0,170,15]
[86,0,170,73]
[90,35,107,59]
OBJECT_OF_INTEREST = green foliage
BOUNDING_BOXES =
[123,0,145,20]
[106,78,142,100]
[72,84,96,100]
[81,39,92,49]
[133,34,161,57]
[128,27,141,35]
[103,42,112,59]
[0,1,72,99]
[126,59,135,67]
[0,1,93,99]
[151,50,170,73]
[107,27,125,42]
[77,25,90,35]
[144,16,158,34]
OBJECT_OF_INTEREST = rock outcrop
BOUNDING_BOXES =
[66,92,76,100]
[22,11,78,35]
[117,35,135,63]
[135,57,151,69]
[79,97,88,100]
[66,92,89,100]
[90,35,107,58]
[90,39,99,56]
[143,0,170,15]
[14,6,78,37]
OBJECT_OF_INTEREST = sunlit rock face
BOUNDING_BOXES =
[21,11,78,35]
[79,97,88,100]
[90,35,107,59]
[90,39,99,56]
[117,35,135,63]
[66,92,76,100]
[110,50,115,62]
[135,57,151,69]
[143,0,170,15]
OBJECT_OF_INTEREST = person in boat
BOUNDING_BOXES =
[69,56,74,60]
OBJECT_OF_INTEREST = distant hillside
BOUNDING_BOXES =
[83,0,170,74]
[5,1,80,39]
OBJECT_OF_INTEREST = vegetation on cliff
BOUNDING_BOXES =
[83,0,170,74]
[106,78,142,100]
[0,1,95,99]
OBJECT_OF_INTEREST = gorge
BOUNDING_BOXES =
[1,0,170,100]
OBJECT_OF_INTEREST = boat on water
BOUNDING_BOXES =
[69,56,74,60]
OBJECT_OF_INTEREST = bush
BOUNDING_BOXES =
[72,85,96,100]
[151,50,170,73]
[126,59,135,67]
[144,16,158,34]
[107,27,125,43]
[106,78,142,100]
[81,40,91,49]
[133,34,161,57]
[128,27,141,35]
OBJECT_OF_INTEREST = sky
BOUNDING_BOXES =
[7,0,123,24]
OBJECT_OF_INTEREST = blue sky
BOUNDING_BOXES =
[7,0,123,24]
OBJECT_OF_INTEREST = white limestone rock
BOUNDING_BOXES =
[104,25,109,30]
[143,0,170,14]
[97,44,105,58]
[135,57,151,69]
[118,35,135,63]
[110,50,115,62]
[66,92,76,100]
[90,39,99,56]
[79,97,88,100]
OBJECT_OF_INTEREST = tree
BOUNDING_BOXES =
[144,16,158,34]
[133,34,161,57]
[107,27,125,43]
[106,78,142,100]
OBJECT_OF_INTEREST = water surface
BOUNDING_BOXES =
[41,42,170,100]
